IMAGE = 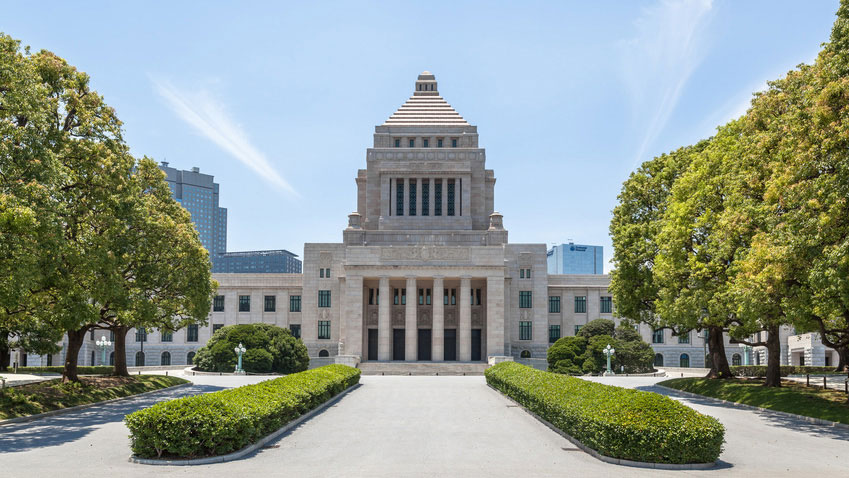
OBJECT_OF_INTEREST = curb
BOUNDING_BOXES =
[487,384,717,470]
[0,382,191,427]
[655,384,849,430]
[129,382,362,466]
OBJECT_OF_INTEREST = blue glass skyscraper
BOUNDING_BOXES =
[547,242,604,274]
[159,162,228,257]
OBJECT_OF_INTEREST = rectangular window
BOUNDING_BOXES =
[447,179,455,216]
[239,295,250,312]
[213,295,225,312]
[600,296,612,314]
[396,180,404,216]
[320,268,324,278]
[394,138,400,148]
[187,324,199,342]
[434,180,442,216]
[318,290,331,308]
[476,289,481,306]
[401,288,406,305]
[652,329,664,344]
[264,295,276,312]
[136,328,147,343]
[574,296,586,313]
[519,291,532,308]
[574,325,583,335]
[549,325,561,343]
[394,288,400,305]
[161,330,173,342]
[318,321,331,339]
[451,289,456,305]
[409,138,415,148]
[289,324,301,339]
[437,138,443,148]
[678,332,690,344]
[444,288,449,305]
[419,288,424,305]
[290,295,301,312]
[426,288,431,305]
[548,296,561,313]
[422,180,429,216]
[519,321,532,341]
[423,138,429,148]
[409,179,417,216]
[369,288,375,305]
[451,138,458,148]
[212,324,224,334]
[520,268,524,279]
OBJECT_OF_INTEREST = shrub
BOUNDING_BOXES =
[5,366,114,375]
[578,318,615,339]
[486,362,724,464]
[730,365,842,377]
[547,327,654,375]
[125,364,361,458]
[193,323,308,374]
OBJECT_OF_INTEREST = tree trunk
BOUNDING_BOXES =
[705,326,733,379]
[836,345,848,373]
[0,331,10,372]
[112,325,130,377]
[764,325,782,387]
[63,327,88,383]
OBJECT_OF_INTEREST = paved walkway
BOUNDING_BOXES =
[1,374,848,476]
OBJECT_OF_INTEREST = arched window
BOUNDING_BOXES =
[680,353,690,368]
[109,351,114,366]
[520,350,531,358]
[654,353,664,367]
[135,351,145,367]
[732,353,742,366]
[318,349,329,358]
[187,351,196,365]
[161,351,171,366]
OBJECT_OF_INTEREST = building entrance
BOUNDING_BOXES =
[418,329,432,361]
[393,329,405,361]
[444,328,457,361]
[367,329,378,361]
[472,329,482,361]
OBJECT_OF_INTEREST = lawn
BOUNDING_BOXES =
[660,377,849,425]
[0,375,188,420]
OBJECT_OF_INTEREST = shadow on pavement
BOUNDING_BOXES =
[639,385,849,442]
[0,384,224,453]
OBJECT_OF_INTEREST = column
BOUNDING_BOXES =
[432,276,444,361]
[459,276,472,361]
[428,178,435,217]
[440,178,447,216]
[389,178,396,216]
[378,276,391,360]
[486,276,505,357]
[405,276,417,361]
[344,276,363,358]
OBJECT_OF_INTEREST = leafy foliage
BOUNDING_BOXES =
[729,366,840,378]
[4,366,113,375]
[124,365,361,458]
[193,323,309,374]
[486,362,725,464]
[547,320,654,374]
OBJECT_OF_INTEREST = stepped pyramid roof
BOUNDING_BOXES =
[382,72,470,126]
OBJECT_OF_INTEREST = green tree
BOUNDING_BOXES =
[194,324,309,374]
[577,318,615,339]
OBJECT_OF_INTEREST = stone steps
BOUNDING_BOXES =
[358,361,489,376]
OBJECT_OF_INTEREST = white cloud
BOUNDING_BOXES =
[151,77,298,197]
[621,0,715,166]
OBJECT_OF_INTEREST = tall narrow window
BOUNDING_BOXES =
[519,321,532,340]
[290,324,301,338]
[161,330,173,342]
[401,288,406,305]
[574,296,586,313]
[600,296,612,314]
[426,288,431,305]
[187,324,198,342]
[264,295,276,312]
[213,295,225,311]
[418,288,424,305]
[652,329,664,344]
[318,321,331,339]
[519,291,532,308]
[318,290,331,308]
[423,138,429,148]
[437,138,443,148]
[409,179,417,216]
[444,288,449,305]
[451,138,458,148]
[394,138,400,148]
[239,295,250,312]
[451,289,456,305]
[447,179,455,216]
[549,325,561,343]
[394,288,399,305]
[369,288,374,305]
[434,180,442,216]
[136,328,147,342]
[396,179,404,216]
[409,138,415,148]
[422,180,429,216]
[548,296,561,313]
[476,289,481,306]
[289,295,301,312]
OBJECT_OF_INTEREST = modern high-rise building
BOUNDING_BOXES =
[547,242,603,274]
[159,163,228,257]
[213,249,302,273]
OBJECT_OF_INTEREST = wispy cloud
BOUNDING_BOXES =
[151,77,298,197]
[621,0,715,166]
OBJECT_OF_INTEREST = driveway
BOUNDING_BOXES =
[1,374,847,477]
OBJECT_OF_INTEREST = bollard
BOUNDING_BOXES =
[806,374,810,387]
[681,373,684,378]
[138,370,141,376]
[824,376,828,389]
[165,371,168,376]
[845,379,848,394]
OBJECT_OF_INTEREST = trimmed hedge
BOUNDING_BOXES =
[730,365,843,377]
[124,364,360,458]
[486,362,724,464]
[4,366,114,375]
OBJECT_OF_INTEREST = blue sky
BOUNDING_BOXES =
[5,1,840,272]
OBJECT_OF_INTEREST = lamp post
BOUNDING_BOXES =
[96,335,112,366]
[234,343,246,374]
[603,344,615,376]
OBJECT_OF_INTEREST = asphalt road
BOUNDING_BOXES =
[1,373,847,477]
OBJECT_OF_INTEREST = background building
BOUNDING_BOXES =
[159,162,227,257]
[213,249,302,273]
[547,242,604,274]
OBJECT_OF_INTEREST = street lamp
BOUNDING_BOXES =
[96,335,112,366]
[234,342,246,374]
[603,344,616,376]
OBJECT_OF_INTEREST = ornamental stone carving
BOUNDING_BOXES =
[445,312,456,327]
[367,310,378,326]
[380,246,470,261]
[393,311,404,327]
[418,313,430,327]
[472,312,482,327]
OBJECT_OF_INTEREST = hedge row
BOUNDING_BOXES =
[124,364,360,459]
[485,362,724,464]
[4,366,114,375]
[730,365,843,377]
